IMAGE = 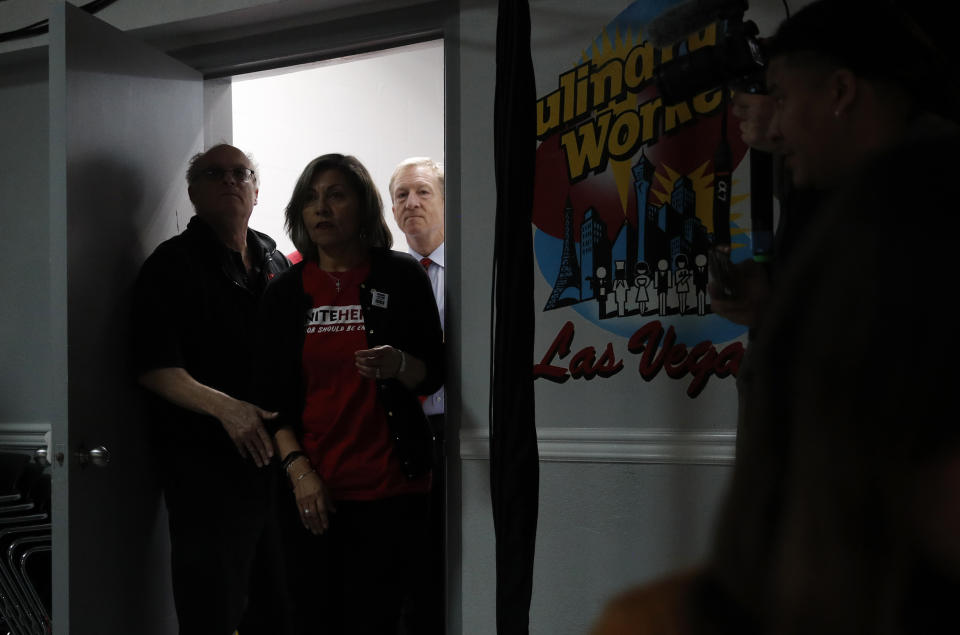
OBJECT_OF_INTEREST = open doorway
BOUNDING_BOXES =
[229,37,449,634]
[230,39,444,260]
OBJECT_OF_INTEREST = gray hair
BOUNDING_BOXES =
[185,143,259,186]
[388,156,444,202]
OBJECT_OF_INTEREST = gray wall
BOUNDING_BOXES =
[0,52,50,426]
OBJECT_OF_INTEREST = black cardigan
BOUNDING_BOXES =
[255,248,444,479]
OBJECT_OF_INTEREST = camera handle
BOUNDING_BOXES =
[712,84,776,261]
[749,147,775,261]
[712,85,733,246]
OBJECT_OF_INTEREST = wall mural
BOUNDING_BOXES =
[532,0,761,399]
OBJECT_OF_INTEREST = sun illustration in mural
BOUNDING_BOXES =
[577,22,644,219]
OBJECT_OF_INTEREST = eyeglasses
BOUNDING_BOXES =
[195,167,256,183]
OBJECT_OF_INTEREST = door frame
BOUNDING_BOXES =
[135,2,464,633]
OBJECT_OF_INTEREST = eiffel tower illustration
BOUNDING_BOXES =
[544,197,582,310]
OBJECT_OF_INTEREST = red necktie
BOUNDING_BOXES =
[419,256,433,405]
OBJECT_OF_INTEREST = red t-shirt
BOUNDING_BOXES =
[300,261,429,500]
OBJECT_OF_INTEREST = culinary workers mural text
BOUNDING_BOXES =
[533,0,755,400]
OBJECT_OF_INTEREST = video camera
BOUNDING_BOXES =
[650,0,767,105]
[647,0,776,258]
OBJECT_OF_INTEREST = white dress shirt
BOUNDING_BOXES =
[410,243,444,416]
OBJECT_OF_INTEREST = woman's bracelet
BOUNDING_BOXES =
[281,450,306,472]
[294,469,316,483]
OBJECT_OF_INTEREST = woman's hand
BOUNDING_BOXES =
[354,345,403,380]
[290,459,335,535]
[355,345,427,390]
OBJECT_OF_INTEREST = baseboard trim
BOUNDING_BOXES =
[460,427,735,465]
[0,421,52,455]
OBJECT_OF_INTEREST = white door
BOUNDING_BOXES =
[48,3,203,633]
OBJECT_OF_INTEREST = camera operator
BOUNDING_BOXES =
[591,2,960,634]
[708,0,959,328]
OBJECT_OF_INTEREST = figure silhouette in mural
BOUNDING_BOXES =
[693,253,709,316]
[613,260,630,317]
[623,277,639,315]
[585,271,601,303]
[626,260,652,316]
[605,267,620,317]
[595,265,611,318]
[655,259,672,316]
[674,254,692,315]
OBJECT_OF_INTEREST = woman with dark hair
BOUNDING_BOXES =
[256,153,443,634]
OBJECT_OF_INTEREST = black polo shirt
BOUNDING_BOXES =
[132,215,291,467]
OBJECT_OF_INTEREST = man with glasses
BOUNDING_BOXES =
[132,144,291,634]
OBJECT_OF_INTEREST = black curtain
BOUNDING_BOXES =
[490,0,539,634]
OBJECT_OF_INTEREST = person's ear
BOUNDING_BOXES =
[830,68,857,118]
[254,187,259,206]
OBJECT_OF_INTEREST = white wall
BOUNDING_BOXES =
[230,39,444,257]
[455,0,802,632]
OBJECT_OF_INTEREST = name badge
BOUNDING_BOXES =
[371,290,389,308]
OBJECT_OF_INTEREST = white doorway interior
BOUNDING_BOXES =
[231,39,445,260]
